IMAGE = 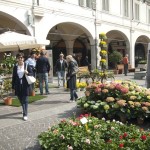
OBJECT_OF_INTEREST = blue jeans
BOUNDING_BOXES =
[70,89,78,101]
[38,73,49,94]
[18,96,28,116]
[57,71,65,87]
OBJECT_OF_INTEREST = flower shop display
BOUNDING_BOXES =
[38,114,150,150]
[77,80,150,123]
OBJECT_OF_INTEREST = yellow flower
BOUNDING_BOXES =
[100,41,106,45]
[100,59,106,63]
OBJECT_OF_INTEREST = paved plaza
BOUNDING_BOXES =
[0,73,148,150]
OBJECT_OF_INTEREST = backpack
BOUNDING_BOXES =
[72,61,79,75]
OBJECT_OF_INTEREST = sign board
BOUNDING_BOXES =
[43,49,53,83]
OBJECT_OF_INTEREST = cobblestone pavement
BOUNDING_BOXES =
[0,73,149,150]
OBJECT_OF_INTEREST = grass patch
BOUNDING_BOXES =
[0,95,47,107]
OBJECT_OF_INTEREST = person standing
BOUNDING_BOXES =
[55,53,67,87]
[66,55,78,102]
[123,54,129,76]
[36,51,50,95]
[12,52,33,121]
[25,51,36,92]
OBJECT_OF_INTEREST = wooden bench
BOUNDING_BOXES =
[117,64,135,74]
[134,71,146,79]
[117,64,124,74]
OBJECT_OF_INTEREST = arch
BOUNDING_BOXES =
[135,35,150,67]
[106,30,130,69]
[0,11,30,35]
[46,22,94,67]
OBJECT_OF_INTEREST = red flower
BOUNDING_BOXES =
[107,139,112,143]
[141,135,147,141]
[123,132,128,138]
[84,114,89,117]
[119,143,124,148]
[119,135,123,140]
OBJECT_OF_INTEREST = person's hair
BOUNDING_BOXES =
[66,55,74,62]
[16,52,24,58]
[59,53,64,57]
[30,51,36,55]
[40,51,45,56]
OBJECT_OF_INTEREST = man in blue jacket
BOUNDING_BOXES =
[36,51,50,95]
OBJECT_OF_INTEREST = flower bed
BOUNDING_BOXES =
[38,114,150,149]
[77,80,150,122]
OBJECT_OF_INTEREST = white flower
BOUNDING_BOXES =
[111,127,115,130]
[102,117,105,121]
[88,119,92,122]
[106,120,110,123]
[85,138,90,144]
[67,145,73,150]
[112,119,116,122]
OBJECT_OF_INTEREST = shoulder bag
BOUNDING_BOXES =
[25,64,36,84]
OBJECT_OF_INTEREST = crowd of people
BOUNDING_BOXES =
[11,50,84,121]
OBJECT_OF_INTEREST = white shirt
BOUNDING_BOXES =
[17,63,24,79]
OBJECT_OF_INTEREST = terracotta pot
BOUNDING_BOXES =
[4,97,12,105]
[31,90,35,96]
[137,118,144,125]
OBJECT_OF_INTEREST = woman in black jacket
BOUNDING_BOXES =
[12,53,33,121]
[66,55,78,102]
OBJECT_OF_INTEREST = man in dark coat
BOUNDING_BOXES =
[36,51,50,95]
[55,53,67,87]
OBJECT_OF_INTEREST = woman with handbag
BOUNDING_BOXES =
[12,52,33,121]
[66,55,78,103]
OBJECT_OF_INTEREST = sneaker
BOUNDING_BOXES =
[23,116,28,121]
[72,100,75,102]
[45,92,50,95]
[68,100,72,103]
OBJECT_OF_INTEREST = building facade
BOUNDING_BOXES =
[0,0,150,69]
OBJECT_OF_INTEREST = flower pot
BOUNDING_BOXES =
[4,97,12,105]
[31,90,35,96]
[137,118,144,125]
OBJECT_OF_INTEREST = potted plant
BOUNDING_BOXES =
[108,50,123,74]
[3,79,12,105]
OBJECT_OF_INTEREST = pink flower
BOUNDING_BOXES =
[67,145,73,150]
[120,87,128,94]
[85,138,90,144]
[95,87,101,93]
[60,134,65,139]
